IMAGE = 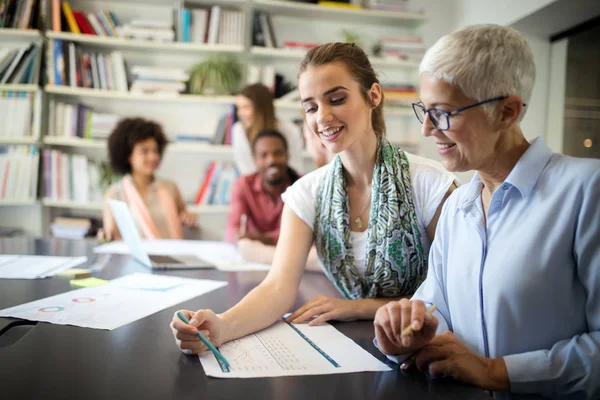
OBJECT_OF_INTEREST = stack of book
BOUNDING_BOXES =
[117,19,174,42]
[48,100,120,139]
[48,39,128,91]
[50,217,96,239]
[194,161,238,206]
[0,43,41,84]
[0,90,40,137]
[52,0,122,37]
[0,145,39,202]
[0,0,44,29]
[365,0,424,13]
[375,36,425,62]
[177,5,245,45]
[130,66,188,95]
[382,84,418,106]
[42,149,105,203]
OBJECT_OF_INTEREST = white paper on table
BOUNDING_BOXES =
[0,272,227,330]
[93,240,271,271]
[200,320,391,378]
[0,255,88,279]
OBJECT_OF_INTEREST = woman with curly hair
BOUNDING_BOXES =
[99,117,196,241]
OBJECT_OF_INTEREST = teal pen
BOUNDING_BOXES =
[176,312,231,369]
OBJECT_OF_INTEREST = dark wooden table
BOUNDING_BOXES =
[0,237,491,399]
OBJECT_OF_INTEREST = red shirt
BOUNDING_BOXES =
[225,172,295,244]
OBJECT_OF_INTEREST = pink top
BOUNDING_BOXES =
[225,172,294,244]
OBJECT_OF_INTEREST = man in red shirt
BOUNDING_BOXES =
[225,129,300,245]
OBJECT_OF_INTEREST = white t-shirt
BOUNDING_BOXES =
[281,152,457,275]
[232,119,305,175]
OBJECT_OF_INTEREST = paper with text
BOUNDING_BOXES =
[200,320,391,378]
[93,240,271,271]
[0,273,227,330]
[0,255,88,279]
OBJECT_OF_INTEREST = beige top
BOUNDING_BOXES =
[105,176,183,239]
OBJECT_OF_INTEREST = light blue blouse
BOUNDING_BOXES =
[386,138,600,399]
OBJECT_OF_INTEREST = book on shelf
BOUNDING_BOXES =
[252,11,276,48]
[194,161,238,206]
[364,0,425,13]
[0,0,45,30]
[48,99,120,139]
[51,216,99,239]
[382,83,418,106]
[317,1,362,10]
[375,35,425,62]
[53,0,122,37]
[0,145,39,202]
[211,105,237,146]
[42,148,106,203]
[0,90,41,138]
[48,39,128,91]
[0,42,41,85]
[247,65,297,100]
[130,66,189,95]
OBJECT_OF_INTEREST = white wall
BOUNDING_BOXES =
[454,0,557,28]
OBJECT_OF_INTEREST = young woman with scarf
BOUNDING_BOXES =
[170,43,457,355]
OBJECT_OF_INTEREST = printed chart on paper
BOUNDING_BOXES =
[200,320,391,378]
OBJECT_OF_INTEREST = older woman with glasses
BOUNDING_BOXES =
[374,24,600,399]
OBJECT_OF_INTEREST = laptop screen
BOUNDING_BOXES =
[107,199,153,267]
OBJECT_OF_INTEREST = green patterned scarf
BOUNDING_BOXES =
[314,138,427,299]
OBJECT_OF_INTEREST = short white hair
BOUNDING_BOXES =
[420,24,535,120]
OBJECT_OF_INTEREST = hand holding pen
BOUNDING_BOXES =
[171,309,229,366]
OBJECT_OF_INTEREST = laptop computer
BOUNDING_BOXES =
[108,199,214,270]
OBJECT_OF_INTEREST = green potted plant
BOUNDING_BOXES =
[188,56,243,96]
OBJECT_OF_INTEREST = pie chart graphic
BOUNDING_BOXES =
[38,306,64,312]
[72,297,95,303]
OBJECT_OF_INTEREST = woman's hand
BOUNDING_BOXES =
[170,309,227,355]
[409,331,509,391]
[96,227,116,242]
[179,211,197,227]
[285,295,360,326]
[373,299,438,356]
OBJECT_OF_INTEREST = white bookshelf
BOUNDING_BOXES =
[46,31,244,54]
[42,198,230,214]
[0,28,42,40]
[0,0,427,237]
[0,84,40,92]
[251,0,426,25]
[0,137,39,144]
[0,199,37,207]
[42,199,104,211]
[43,136,106,148]
[45,85,237,104]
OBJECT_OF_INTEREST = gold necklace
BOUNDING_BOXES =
[352,188,371,230]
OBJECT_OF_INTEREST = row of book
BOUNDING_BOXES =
[0,0,43,29]
[247,65,296,100]
[42,149,105,203]
[0,91,40,138]
[176,5,245,46]
[194,161,238,206]
[0,43,41,85]
[51,0,122,38]
[48,100,119,139]
[374,35,425,62]
[0,145,39,202]
[382,84,418,106]
[49,39,128,91]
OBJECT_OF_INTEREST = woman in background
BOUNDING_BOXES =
[99,118,196,241]
[233,83,304,175]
